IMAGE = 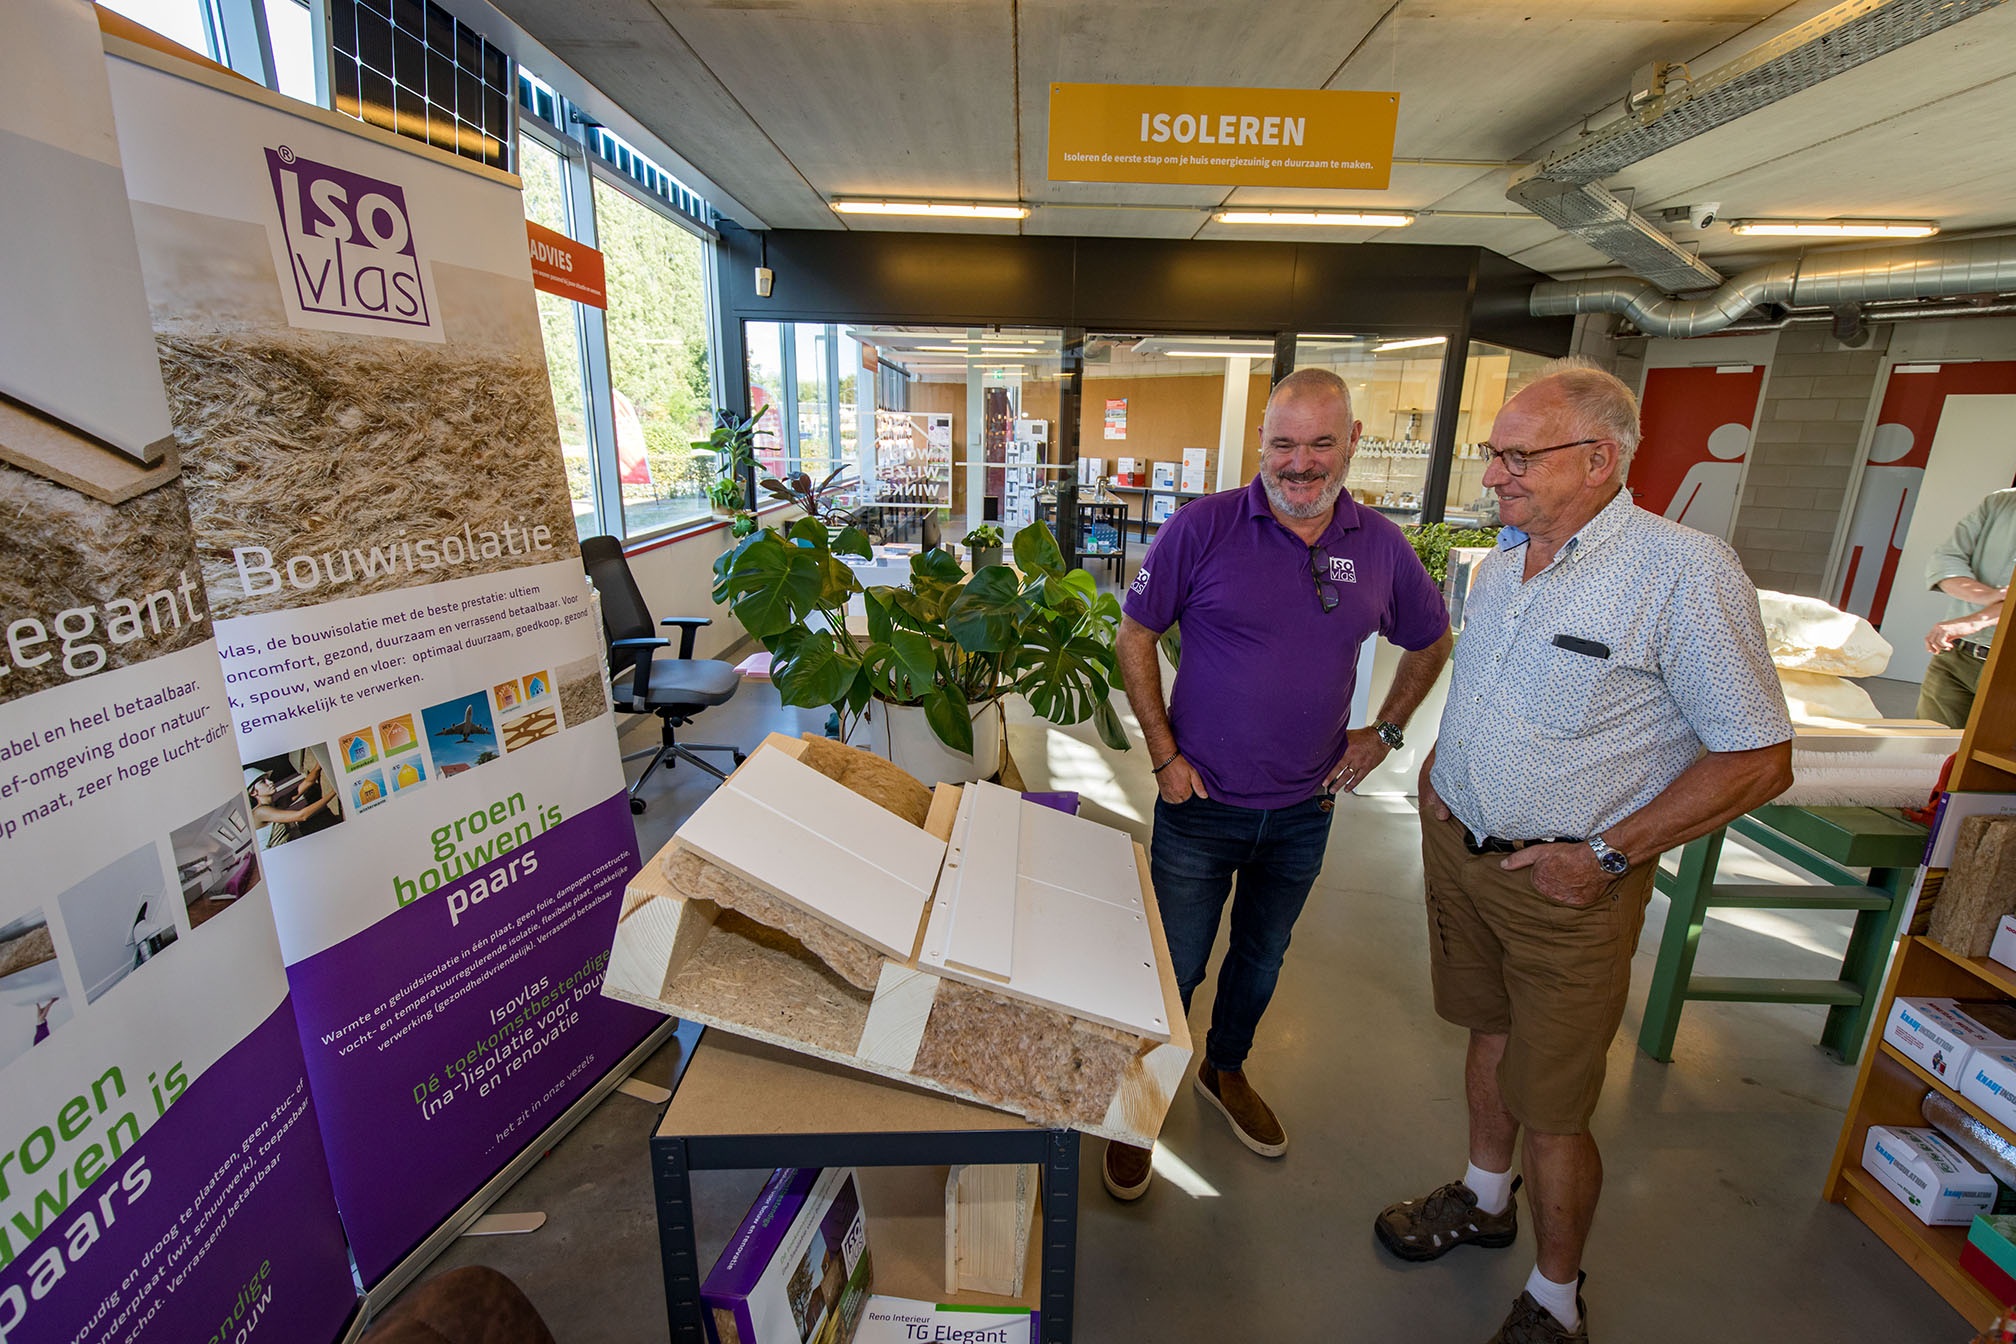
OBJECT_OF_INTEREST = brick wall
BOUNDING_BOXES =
[1729,324,1892,595]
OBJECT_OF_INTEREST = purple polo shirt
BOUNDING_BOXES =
[1122,477,1448,808]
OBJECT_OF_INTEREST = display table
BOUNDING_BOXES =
[1038,500,1128,579]
[651,1029,1081,1342]
[1638,803,1926,1064]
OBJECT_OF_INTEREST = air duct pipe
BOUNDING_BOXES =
[1530,236,2016,338]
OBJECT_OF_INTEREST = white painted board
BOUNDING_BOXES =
[1878,394,2016,681]
[937,783,1020,982]
[920,787,1168,1040]
[675,748,943,957]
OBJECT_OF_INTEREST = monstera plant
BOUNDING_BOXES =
[711,520,1130,757]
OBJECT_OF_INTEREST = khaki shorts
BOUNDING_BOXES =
[1421,809,1655,1135]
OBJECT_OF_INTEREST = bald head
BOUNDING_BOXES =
[1505,357,1641,475]
[1257,367,1360,522]
[1266,366,1354,425]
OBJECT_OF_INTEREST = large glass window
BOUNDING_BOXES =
[518,138,599,537]
[795,325,834,483]
[1292,334,1449,527]
[745,322,787,482]
[595,178,714,537]
[1447,340,1554,525]
[100,0,217,60]
[262,0,317,102]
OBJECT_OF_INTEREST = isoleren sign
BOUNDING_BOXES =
[1048,83,1398,189]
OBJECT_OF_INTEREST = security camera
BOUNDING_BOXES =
[1689,202,1722,230]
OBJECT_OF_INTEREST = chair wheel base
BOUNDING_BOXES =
[629,797,647,815]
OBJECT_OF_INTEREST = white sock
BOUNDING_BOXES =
[1464,1161,1513,1216]
[1524,1265,1581,1331]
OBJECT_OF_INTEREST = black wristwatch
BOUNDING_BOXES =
[1587,834,1631,876]
[1373,720,1404,750]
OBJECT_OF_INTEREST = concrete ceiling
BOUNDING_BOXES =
[492,0,2016,280]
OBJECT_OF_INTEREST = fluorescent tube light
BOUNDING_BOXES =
[1372,336,1447,353]
[832,200,1029,220]
[1216,211,1413,227]
[1160,350,1265,359]
[1728,219,1938,238]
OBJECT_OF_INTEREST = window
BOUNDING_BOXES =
[100,0,218,60]
[519,138,599,538]
[1291,333,1450,527]
[262,0,317,102]
[795,325,834,484]
[595,178,714,537]
[745,323,787,481]
[1448,341,1555,524]
[329,0,513,170]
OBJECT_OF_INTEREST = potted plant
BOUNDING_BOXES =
[965,524,1004,571]
[711,518,1130,784]
[694,409,760,518]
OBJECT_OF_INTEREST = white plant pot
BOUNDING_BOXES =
[857,698,1004,785]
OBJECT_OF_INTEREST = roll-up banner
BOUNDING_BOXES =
[0,6,357,1343]
[103,41,661,1285]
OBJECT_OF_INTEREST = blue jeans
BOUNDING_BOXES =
[1150,794,1334,1072]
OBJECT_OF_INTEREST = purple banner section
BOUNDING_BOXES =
[0,1000,357,1344]
[285,791,658,1285]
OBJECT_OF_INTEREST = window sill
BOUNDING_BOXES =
[621,500,793,557]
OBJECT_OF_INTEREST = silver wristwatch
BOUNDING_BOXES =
[1587,834,1631,877]
[1373,720,1404,750]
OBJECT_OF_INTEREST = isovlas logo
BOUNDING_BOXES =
[265,145,433,329]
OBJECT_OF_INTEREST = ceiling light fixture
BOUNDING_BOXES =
[1215,211,1414,227]
[831,200,1029,220]
[1728,218,1938,238]
[1159,350,1269,360]
[1372,336,1448,353]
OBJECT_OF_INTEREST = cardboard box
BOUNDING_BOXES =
[853,1297,1035,1344]
[1864,1125,2001,1226]
[1885,997,2016,1084]
[1992,914,2016,973]
[703,1168,872,1344]
[1970,1212,2016,1281]
[1180,447,1209,493]
[1965,1049,2016,1132]
[1149,495,1176,525]
[1151,461,1176,490]
[1960,1241,2016,1306]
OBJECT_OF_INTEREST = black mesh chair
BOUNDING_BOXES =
[580,536,745,813]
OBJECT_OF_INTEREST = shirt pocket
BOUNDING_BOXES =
[1527,642,1627,738]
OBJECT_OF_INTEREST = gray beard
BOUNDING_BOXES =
[1261,468,1347,519]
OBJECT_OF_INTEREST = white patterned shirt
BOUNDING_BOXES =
[1431,489,1791,842]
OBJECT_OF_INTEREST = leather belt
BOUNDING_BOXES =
[1957,641,1993,662]
[1464,832,1584,856]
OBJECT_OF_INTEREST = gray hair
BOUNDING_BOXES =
[1517,355,1641,476]
[1266,366,1354,421]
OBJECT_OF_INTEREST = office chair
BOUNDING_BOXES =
[581,536,746,813]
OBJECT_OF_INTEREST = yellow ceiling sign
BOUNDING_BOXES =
[1048,84,1398,190]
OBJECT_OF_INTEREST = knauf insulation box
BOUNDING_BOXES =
[1862,1126,1999,1226]
[1963,1050,2016,1132]
[1885,997,2016,1084]
[703,1168,872,1344]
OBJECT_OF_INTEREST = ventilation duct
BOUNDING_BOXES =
[1507,0,2009,289]
[1530,236,2016,338]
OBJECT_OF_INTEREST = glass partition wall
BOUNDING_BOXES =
[1289,334,1449,527]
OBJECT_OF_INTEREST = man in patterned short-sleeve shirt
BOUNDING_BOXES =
[1373,361,1792,1344]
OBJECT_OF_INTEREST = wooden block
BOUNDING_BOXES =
[607,848,718,1004]
[1930,816,2016,958]
[676,747,944,958]
[1104,842,1195,1138]
[0,397,179,504]
[945,1164,1035,1298]
[857,963,939,1071]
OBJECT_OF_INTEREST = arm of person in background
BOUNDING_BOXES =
[1117,615,1207,804]
[1326,629,1455,792]
[1927,595,2005,653]
[1926,496,2003,608]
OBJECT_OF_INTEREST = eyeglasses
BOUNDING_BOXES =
[1307,545,1339,614]
[1478,437,1602,476]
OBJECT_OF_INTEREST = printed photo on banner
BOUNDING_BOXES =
[501,707,558,753]
[170,794,264,928]
[422,693,500,775]
[351,769,390,811]
[555,656,610,729]
[379,712,421,757]
[56,843,180,1004]
[245,744,346,849]
[339,726,380,769]
[0,910,72,1070]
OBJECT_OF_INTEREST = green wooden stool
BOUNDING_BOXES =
[1638,804,1927,1065]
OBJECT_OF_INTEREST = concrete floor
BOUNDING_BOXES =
[387,674,1965,1343]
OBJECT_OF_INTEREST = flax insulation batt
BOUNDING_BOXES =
[911,979,1140,1128]
[0,925,57,978]
[557,656,609,729]
[665,846,885,991]
[155,322,578,619]
[794,733,934,826]
[0,461,208,706]
[664,910,871,1055]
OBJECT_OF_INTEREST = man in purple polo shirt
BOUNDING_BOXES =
[1107,367,1452,1200]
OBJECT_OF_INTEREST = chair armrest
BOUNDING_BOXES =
[608,637,670,710]
[659,615,712,659]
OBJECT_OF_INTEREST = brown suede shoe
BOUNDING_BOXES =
[1488,1272,1588,1343]
[1193,1062,1287,1156]
[1103,1141,1153,1201]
